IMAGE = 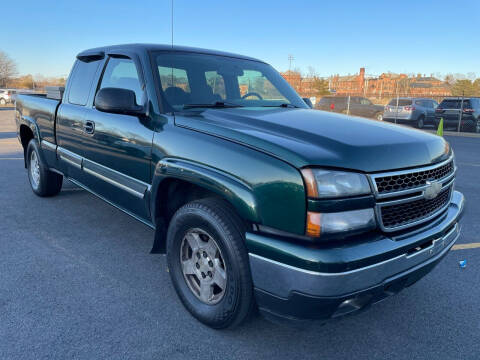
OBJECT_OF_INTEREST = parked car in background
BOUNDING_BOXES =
[316,96,384,121]
[383,98,438,128]
[435,97,480,133]
[0,89,12,105]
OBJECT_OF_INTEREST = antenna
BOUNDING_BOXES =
[171,0,174,48]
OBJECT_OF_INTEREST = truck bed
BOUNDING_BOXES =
[16,94,61,145]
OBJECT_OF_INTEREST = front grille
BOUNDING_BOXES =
[375,160,454,194]
[380,185,452,229]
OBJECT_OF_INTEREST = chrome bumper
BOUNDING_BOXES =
[249,191,464,299]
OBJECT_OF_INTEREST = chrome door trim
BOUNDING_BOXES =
[40,140,57,152]
[57,146,82,169]
[56,146,150,199]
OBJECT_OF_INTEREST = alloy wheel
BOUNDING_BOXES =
[30,150,40,189]
[180,228,227,304]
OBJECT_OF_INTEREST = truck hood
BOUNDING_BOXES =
[174,108,450,172]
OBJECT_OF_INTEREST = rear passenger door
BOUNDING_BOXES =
[56,58,102,180]
[81,54,154,220]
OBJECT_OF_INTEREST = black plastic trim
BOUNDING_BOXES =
[308,195,375,213]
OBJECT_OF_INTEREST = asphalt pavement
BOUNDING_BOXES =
[1,108,479,360]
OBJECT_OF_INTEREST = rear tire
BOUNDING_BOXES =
[0,98,5,105]
[375,112,383,121]
[26,139,63,197]
[416,115,425,129]
[166,198,254,329]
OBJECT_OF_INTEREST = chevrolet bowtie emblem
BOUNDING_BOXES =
[424,181,442,200]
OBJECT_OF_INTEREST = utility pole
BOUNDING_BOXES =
[287,54,295,88]
[458,92,464,133]
[288,54,294,72]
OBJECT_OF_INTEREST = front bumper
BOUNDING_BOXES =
[247,191,465,321]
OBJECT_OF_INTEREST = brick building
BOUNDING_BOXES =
[281,68,452,101]
[328,68,451,98]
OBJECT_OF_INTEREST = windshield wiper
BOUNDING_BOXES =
[261,103,300,108]
[183,101,243,109]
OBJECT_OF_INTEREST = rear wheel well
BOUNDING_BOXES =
[19,125,34,167]
[151,178,249,254]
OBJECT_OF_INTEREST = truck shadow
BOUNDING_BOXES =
[0,132,17,139]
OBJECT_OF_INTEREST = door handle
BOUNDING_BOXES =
[84,121,95,134]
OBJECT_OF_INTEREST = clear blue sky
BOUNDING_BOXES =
[3,0,479,78]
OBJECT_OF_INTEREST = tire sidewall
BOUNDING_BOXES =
[166,204,246,327]
[417,116,424,129]
[26,139,47,195]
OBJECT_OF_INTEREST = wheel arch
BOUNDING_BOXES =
[19,121,39,168]
[149,158,259,254]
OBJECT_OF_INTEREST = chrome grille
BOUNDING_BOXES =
[375,160,453,194]
[380,185,452,229]
[369,156,455,232]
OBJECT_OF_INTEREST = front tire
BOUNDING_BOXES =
[166,198,254,329]
[26,139,63,197]
[375,112,383,121]
[0,98,6,105]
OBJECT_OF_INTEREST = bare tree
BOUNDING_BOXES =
[0,51,17,88]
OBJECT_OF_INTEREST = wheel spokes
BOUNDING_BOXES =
[199,282,213,302]
[203,238,218,259]
[212,263,226,290]
[181,258,197,275]
[185,231,201,252]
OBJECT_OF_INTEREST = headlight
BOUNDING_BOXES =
[301,169,371,198]
[306,209,376,238]
[301,168,375,238]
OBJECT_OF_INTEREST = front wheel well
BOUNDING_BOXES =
[151,178,250,254]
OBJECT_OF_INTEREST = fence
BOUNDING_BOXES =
[314,93,479,134]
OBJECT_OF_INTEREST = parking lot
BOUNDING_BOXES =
[1,108,479,359]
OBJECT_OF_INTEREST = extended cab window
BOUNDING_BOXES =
[68,60,101,106]
[99,58,143,105]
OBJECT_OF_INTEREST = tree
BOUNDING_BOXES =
[311,76,330,97]
[451,79,480,97]
[0,51,17,87]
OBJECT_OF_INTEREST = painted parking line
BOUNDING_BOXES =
[0,157,23,160]
[452,243,480,251]
[458,162,480,167]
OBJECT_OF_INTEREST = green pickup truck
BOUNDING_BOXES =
[15,44,464,328]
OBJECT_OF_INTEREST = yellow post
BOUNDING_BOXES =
[437,117,444,136]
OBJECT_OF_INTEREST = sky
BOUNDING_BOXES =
[2,0,479,78]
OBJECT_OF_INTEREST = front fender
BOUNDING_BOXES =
[150,158,259,224]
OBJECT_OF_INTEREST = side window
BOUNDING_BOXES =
[415,100,423,106]
[360,98,371,105]
[68,60,101,106]
[205,71,226,99]
[99,58,143,105]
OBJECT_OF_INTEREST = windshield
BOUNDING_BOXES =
[153,52,308,111]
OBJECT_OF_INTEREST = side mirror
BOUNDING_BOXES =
[95,87,145,116]
[302,97,313,108]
